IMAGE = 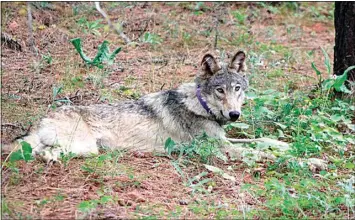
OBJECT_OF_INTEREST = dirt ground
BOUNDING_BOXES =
[1,2,337,219]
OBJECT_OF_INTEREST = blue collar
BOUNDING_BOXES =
[196,85,213,115]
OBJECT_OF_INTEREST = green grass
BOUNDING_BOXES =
[223,59,354,218]
[1,2,352,219]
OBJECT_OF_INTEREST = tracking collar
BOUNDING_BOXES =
[196,85,213,116]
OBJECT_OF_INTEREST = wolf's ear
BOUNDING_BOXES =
[201,54,219,78]
[230,51,247,72]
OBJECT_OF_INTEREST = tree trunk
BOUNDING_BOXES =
[334,2,355,83]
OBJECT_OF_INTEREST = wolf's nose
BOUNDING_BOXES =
[229,111,240,121]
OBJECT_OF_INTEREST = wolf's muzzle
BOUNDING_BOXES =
[229,111,240,121]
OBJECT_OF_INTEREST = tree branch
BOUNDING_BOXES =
[95,2,131,44]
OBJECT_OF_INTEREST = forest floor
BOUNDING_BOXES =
[2,2,354,219]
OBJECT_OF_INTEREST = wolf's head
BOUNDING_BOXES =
[195,51,249,122]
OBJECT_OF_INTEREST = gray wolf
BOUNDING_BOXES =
[3,51,326,170]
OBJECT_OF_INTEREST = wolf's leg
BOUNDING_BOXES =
[35,120,99,162]
[36,132,99,163]
[23,133,46,156]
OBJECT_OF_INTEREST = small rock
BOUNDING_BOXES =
[110,83,122,89]
[127,191,146,203]
[179,199,189,205]
[118,199,133,206]
[8,21,19,32]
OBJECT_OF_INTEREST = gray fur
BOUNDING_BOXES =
[10,51,254,162]
[4,51,328,171]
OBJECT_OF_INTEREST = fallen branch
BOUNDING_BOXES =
[95,2,131,44]
[227,137,327,171]
[227,137,290,150]
[132,19,149,41]
[1,123,23,128]
[2,143,21,169]
[54,90,81,103]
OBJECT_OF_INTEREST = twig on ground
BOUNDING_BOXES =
[160,83,166,90]
[2,123,22,128]
[1,142,21,169]
[54,95,78,102]
[95,2,131,44]
[132,19,149,41]
[156,62,168,70]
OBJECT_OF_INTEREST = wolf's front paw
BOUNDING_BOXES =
[34,148,62,164]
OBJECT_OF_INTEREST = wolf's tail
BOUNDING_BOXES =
[1,133,39,155]
[1,141,21,154]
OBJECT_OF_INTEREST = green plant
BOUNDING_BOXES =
[193,2,205,15]
[182,32,192,44]
[52,85,63,100]
[337,176,355,215]
[41,52,53,65]
[141,32,163,45]
[283,2,299,12]
[79,195,113,212]
[267,5,280,14]
[322,66,355,94]
[2,142,34,186]
[33,1,50,9]
[9,141,34,162]
[164,133,227,164]
[230,31,254,46]
[199,28,212,37]
[70,76,84,88]
[70,38,122,69]
[76,17,104,36]
[72,4,96,16]
[51,84,70,109]
[242,168,355,218]
[1,198,12,216]
[80,149,125,178]
[231,10,247,25]
[180,2,207,15]
[230,80,354,171]
[187,171,212,194]
[86,69,110,89]
[311,47,355,95]
[35,198,49,207]
[54,192,65,202]
[60,152,76,167]
[77,200,97,213]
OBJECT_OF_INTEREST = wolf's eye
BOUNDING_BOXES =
[235,86,241,91]
[216,88,224,94]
